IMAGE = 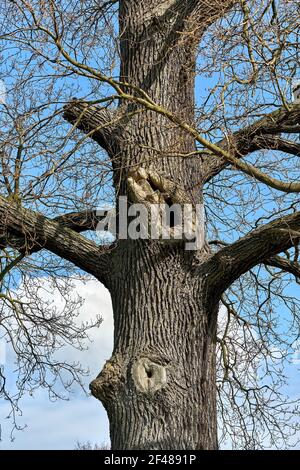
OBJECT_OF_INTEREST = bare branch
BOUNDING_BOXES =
[251,135,300,157]
[0,195,113,285]
[0,209,109,250]
[264,255,300,279]
[54,209,109,233]
[206,211,300,294]
[203,104,300,182]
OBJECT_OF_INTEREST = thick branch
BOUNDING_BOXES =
[205,211,300,294]
[251,135,300,157]
[189,0,238,24]
[63,100,118,153]
[54,209,108,232]
[0,209,108,250]
[264,255,300,278]
[0,196,112,284]
[160,0,238,29]
[203,104,300,182]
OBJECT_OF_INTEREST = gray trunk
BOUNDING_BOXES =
[90,0,219,450]
[91,242,218,450]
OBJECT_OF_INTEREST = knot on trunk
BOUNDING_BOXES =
[132,357,167,394]
[90,357,124,405]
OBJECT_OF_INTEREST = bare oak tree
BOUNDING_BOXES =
[1,0,300,449]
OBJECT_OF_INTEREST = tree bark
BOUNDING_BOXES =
[90,0,221,450]
[91,241,218,450]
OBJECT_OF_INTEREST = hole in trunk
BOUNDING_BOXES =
[132,358,167,393]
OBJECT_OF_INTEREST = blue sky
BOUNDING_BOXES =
[0,280,113,449]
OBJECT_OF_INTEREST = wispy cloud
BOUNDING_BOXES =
[0,279,113,449]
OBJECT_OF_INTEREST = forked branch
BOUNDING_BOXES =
[0,195,113,285]
[264,255,300,279]
[205,211,300,293]
[203,105,300,183]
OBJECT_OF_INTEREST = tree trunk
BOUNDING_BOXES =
[91,241,218,450]
[90,0,219,450]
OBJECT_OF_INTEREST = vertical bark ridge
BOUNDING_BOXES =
[92,241,218,449]
[115,0,202,201]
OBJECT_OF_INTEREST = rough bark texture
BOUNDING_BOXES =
[90,0,223,450]
[91,241,218,449]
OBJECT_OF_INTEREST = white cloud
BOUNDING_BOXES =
[53,279,114,371]
[0,80,6,104]
[0,278,113,449]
